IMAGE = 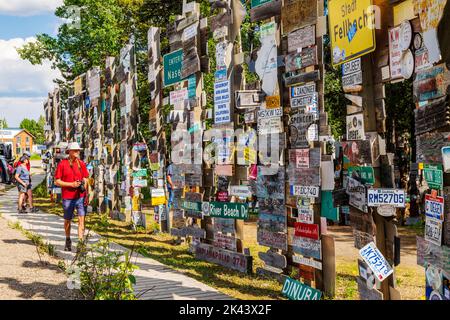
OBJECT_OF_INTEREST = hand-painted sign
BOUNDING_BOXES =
[259,250,287,269]
[287,167,320,186]
[195,243,251,273]
[230,185,252,199]
[413,64,450,101]
[417,236,450,272]
[292,236,322,259]
[214,80,231,124]
[284,46,317,72]
[257,167,285,199]
[292,255,322,270]
[281,0,318,35]
[389,26,402,79]
[425,194,444,220]
[348,166,375,185]
[423,164,443,190]
[367,188,406,208]
[328,0,376,66]
[258,198,285,216]
[425,217,443,246]
[359,242,394,282]
[208,201,249,220]
[259,213,287,233]
[288,24,316,52]
[295,222,319,240]
[257,116,283,134]
[281,277,322,300]
[163,49,183,87]
[346,113,365,140]
[214,232,237,251]
[346,177,368,212]
[341,140,372,166]
[258,229,288,250]
[213,218,235,234]
[297,197,314,223]
[289,149,310,168]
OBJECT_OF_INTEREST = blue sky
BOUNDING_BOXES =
[0,1,62,127]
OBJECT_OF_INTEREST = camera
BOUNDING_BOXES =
[78,181,86,193]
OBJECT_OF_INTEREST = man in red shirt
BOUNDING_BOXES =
[54,142,89,252]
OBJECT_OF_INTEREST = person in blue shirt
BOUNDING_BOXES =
[166,162,174,212]
[14,157,36,213]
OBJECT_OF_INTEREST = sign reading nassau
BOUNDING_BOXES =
[328,0,376,66]
[208,202,249,220]
[163,49,183,87]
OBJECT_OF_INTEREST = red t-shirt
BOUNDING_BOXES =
[15,161,30,172]
[54,159,89,200]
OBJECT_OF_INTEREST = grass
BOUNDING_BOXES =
[8,220,56,257]
[32,182,284,300]
[30,154,42,160]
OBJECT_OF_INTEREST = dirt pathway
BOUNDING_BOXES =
[0,215,78,300]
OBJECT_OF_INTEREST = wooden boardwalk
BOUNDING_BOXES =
[0,172,230,300]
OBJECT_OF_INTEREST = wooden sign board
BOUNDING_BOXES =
[290,92,318,109]
[291,82,316,98]
[214,218,235,234]
[214,232,237,251]
[353,229,374,249]
[287,166,320,186]
[413,64,450,101]
[250,0,282,22]
[185,173,202,186]
[346,177,368,213]
[257,229,288,250]
[284,70,320,87]
[292,236,322,260]
[258,198,285,216]
[195,243,251,273]
[256,266,286,283]
[416,131,450,163]
[281,0,317,35]
[284,46,317,72]
[357,277,383,300]
[288,24,316,53]
[289,148,310,168]
[235,90,262,108]
[292,255,322,270]
[294,222,319,240]
[414,100,449,135]
[183,226,207,239]
[258,213,287,233]
[210,11,232,30]
[341,140,372,166]
[346,113,365,140]
[259,250,287,269]
[256,167,285,199]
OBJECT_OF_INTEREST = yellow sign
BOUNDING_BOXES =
[328,0,376,66]
[393,0,416,26]
[265,95,280,109]
[74,76,83,96]
[151,196,166,206]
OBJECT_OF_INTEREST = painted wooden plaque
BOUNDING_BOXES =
[284,70,320,87]
[257,229,288,250]
[413,64,450,101]
[256,166,285,199]
[416,131,450,163]
[250,0,282,22]
[286,166,320,186]
[213,218,235,234]
[258,213,287,233]
[284,46,317,72]
[195,243,251,273]
[281,0,318,35]
[259,250,288,269]
[288,24,316,53]
[213,232,237,251]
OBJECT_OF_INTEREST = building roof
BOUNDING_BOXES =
[0,128,35,140]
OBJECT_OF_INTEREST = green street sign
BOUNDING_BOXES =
[423,164,443,190]
[131,169,148,178]
[209,202,249,220]
[251,0,272,8]
[348,166,375,185]
[182,201,202,212]
[163,49,183,87]
[281,276,322,300]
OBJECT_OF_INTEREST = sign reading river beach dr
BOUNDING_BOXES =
[328,0,376,66]
[208,202,249,220]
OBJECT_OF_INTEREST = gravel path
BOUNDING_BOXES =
[0,160,78,300]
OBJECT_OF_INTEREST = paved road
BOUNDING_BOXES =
[0,162,230,300]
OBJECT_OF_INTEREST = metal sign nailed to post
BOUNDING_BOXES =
[359,242,394,282]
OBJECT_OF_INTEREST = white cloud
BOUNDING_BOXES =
[0,0,63,16]
[0,37,60,127]
[0,97,46,127]
[0,37,61,98]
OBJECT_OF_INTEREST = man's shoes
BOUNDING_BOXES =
[65,238,72,252]
[28,207,39,213]
[18,209,27,214]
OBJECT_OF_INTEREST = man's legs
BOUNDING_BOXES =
[18,192,25,211]
[62,199,76,251]
[75,197,87,241]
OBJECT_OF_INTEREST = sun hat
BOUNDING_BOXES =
[23,151,31,157]
[65,142,83,154]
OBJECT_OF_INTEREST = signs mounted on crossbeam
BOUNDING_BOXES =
[281,0,318,35]
[284,46,317,72]
[287,24,316,53]
[328,0,376,66]
[341,58,362,92]
[346,113,365,140]
[250,0,282,22]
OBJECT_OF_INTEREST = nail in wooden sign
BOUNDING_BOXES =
[288,24,316,53]
[259,250,287,269]
[281,0,318,35]
[195,243,251,273]
[294,222,319,240]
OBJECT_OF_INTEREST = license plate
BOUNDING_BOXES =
[424,194,444,220]
[425,217,443,246]
[359,242,393,282]
[367,189,405,207]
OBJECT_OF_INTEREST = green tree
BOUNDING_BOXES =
[0,118,8,129]
[20,118,45,145]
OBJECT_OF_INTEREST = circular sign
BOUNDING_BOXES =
[201,202,210,216]
[401,49,415,79]
[413,33,423,50]
[377,205,396,217]
[400,20,413,51]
